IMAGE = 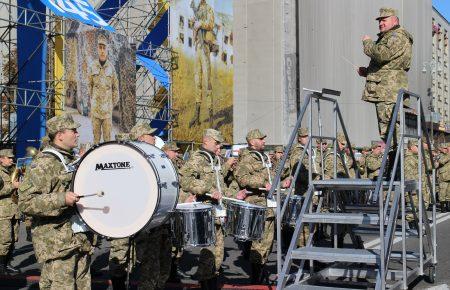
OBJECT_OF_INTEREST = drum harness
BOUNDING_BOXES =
[199,150,227,222]
[41,148,89,234]
[251,150,277,208]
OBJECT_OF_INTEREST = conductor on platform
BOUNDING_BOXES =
[358,7,413,143]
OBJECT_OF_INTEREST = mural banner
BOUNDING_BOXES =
[170,0,233,142]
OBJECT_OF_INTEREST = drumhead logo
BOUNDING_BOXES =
[95,162,131,171]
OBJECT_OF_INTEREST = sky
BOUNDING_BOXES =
[433,0,450,22]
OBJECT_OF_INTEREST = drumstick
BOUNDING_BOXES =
[340,55,358,69]
[77,205,110,214]
[205,193,244,203]
[78,191,105,198]
[258,188,286,192]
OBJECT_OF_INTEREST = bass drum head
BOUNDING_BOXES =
[73,142,160,238]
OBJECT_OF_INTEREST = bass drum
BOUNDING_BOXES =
[72,141,179,238]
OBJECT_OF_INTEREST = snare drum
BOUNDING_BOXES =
[72,141,179,238]
[226,202,266,241]
[283,195,304,226]
[171,203,215,247]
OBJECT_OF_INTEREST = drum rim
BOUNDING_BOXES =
[227,201,266,210]
[72,140,179,238]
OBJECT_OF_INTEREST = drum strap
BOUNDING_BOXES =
[198,150,226,216]
[251,151,273,184]
[42,148,89,233]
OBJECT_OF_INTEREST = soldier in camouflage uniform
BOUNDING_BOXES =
[366,142,384,180]
[324,133,350,179]
[438,143,450,212]
[128,123,172,290]
[234,129,279,283]
[179,129,232,289]
[108,133,132,290]
[161,141,184,283]
[88,33,119,144]
[189,0,216,127]
[0,149,19,274]
[359,7,413,142]
[18,114,94,289]
[404,140,426,223]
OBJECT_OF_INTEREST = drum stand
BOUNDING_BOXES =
[125,236,135,290]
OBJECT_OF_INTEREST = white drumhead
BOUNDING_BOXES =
[176,203,211,211]
[74,143,160,238]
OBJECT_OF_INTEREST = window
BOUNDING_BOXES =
[230,55,233,64]
[222,52,227,63]
[179,16,184,28]
[188,37,192,47]
[230,33,233,45]
[224,35,229,44]
[179,33,184,44]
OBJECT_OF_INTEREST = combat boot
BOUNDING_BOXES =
[250,263,263,284]
[168,258,181,283]
[189,103,201,127]
[111,275,126,290]
[441,202,446,213]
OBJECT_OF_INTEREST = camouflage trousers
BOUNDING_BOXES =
[136,226,172,290]
[0,218,18,256]
[375,102,398,143]
[40,251,91,290]
[194,219,224,280]
[108,237,133,278]
[406,192,429,222]
[250,209,274,265]
[194,43,212,104]
[92,116,112,144]
[440,182,450,201]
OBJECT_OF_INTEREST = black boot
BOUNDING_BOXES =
[5,252,19,274]
[168,258,181,283]
[189,103,201,127]
[200,276,218,290]
[111,275,127,290]
[250,263,263,284]
[0,256,6,275]
[441,202,446,213]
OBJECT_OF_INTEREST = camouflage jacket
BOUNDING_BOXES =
[289,144,319,194]
[358,155,369,178]
[405,150,430,191]
[316,147,333,179]
[88,59,119,119]
[234,148,271,206]
[438,153,450,182]
[194,1,215,47]
[0,165,17,220]
[18,144,92,263]
[324,150,349,179]
[362,25,413,103]
[179,148,230,203]
[366,152,382,180]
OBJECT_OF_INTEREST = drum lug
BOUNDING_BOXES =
[146,154,155,159]
[172,181,179,188]
[159,182,168,189]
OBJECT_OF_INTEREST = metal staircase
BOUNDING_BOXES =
[270,89,437,289]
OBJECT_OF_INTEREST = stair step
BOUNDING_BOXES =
[313,179,417,191]
[285,285,362,290]
[291,247,378,263]
[302,213,379,225]
[291,247,420,264]
[353,226,419,237]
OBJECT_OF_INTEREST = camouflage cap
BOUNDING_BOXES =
[274,145,284,153]
[130,123,157,140]
[376,7,398,20]
[337,132,347,145]
[97,34,108,46]
[297,127,308,137]
[246,129,266,142]
[204,128,224,143]
[0,149,14,158]
[162,141,180,151]
[362,146,371,152]
[46,114,81,135]
[407,139,418,148]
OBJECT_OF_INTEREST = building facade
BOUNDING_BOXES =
[233,0,435,146]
